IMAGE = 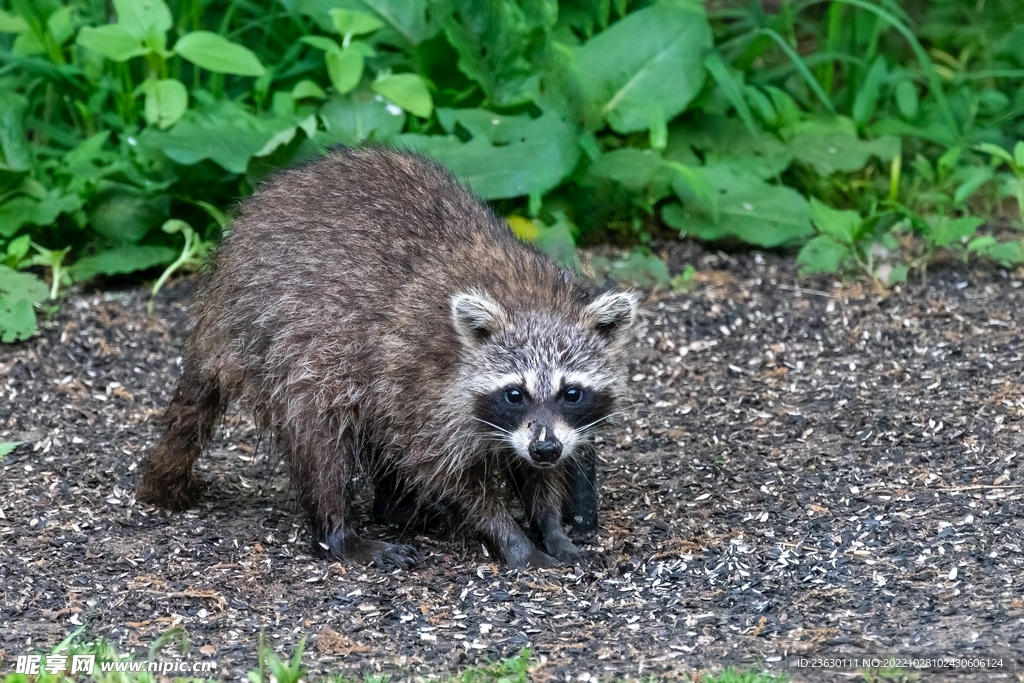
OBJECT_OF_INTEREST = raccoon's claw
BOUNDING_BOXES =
[370,541,419,570]
[508,547,560,569]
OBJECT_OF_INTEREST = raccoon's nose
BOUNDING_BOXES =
[529,426,562,464]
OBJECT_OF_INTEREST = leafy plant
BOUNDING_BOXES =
[1,0,1023,343]
[0,441,19,458]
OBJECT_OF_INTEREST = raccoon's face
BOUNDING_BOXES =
[451,289,638,467]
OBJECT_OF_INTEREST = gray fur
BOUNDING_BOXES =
[138,147,636,569]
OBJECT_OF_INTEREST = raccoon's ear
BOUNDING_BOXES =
[584,290,638,341]
[451,291,507,347]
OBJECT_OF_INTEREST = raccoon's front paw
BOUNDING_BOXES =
[514,547,560,569]
[368,541,419,570]
[545,535,594,566]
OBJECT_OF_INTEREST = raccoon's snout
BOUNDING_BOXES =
[529,425,562,464]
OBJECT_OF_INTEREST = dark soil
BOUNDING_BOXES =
[1,244,1023,682]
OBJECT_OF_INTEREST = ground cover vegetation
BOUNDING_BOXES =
[1,629,790,682]
[0,0,1022,343]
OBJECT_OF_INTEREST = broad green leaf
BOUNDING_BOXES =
[0,10,28,33]
[140,100,296,173]
[76,24,149,61]
[0,265,48,343]
[0,442,18,457]
[47,6,75,44]
[0,90,31,172]
[590,251,670,287]
[69,245,177,281]
[927,215,984,249]
[797,235,852,275]
[142,78,188,129]
[666,116,792,180]
[279,0,362,30]
[325,47,364,94]
[330,8,384,37]
[292,80,327,100]
[1015,141,1024,170]
[372,73,432,118]
[894,80,919,120]
[359,0,437,45]
[952,166,994,206]
[318,92,406,145]
[575,4,711,133]
[0,197,40,237]
[300,35,342,52]
[442,0,550,108]
[787,117,900,175]
[980,241,1024,267]
[89,184,169,243]
[113,0,172,40]
[662,167,813,247]
[399,112,579,200]
[174,31,266,76]
[809,198,861,245]
[975,142,1014,166]
[588,148,665,193]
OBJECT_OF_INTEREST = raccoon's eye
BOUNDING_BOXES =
[563,387,584,404]
[504,387,525,405]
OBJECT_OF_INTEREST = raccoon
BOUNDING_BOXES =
[138,147,637,569]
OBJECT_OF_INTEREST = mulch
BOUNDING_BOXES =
[1,242,1022,682]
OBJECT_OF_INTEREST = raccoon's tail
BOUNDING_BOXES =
[138,364,224,510]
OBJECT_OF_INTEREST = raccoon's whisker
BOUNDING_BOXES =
[470,416,512,434]
[574,411,625,433]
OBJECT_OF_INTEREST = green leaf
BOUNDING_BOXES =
[299,35,342,52]
[703,51,757,137]
[142,78,188,129]
[0,442,18,458]
[292,80,327,100]
[88,184,169,243]
[318,92,406,145]
[0,265,48,343]
[325,47,364,94]
[662,167,813,248]
[797,235,852,275]
[590,250,670,287]
[399,112,579,200]
[69,245,177,281]
[787,117,900,175]
[975,142,1015,167]
[0,197,40,238]
[894,80,919,120]
[359,0,437,46]
[140,100,296,173]
[981,241,1024,267]
[75,24,149,61]
[575,4,711,133]
[174,31,266,76]
[372,73,432,118]
[113,0,172,40]
[809,198,861,246]
[852,57,888,126]
[1015,141,1024,170]
[0,90,31,172]
[927,215,984,249]
[952,166,994,206]
[330,8,384,38]
[667,115,792,180]
[0,10,28,33]
[588,148,665,193]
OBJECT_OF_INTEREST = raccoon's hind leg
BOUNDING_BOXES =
[138,366,224,510]
[291,428,418,569]
[512,462,588,565]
